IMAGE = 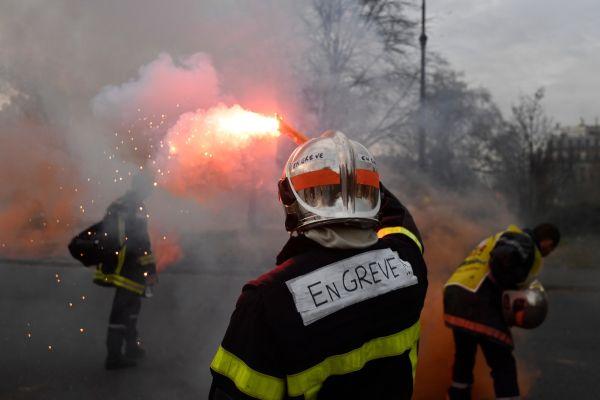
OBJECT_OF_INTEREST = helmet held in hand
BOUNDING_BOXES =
[502,280,548,329]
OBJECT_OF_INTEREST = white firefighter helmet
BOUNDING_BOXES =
[502,280,548,329]
[278,130,380,232]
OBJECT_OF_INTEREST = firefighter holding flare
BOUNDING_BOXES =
[444,223,560,399]
[209,130,428,399]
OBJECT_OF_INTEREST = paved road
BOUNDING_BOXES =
[519,263,600,399]
[0,261,245,399]
[1,247,598,399]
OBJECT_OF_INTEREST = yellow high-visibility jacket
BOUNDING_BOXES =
[443,225,542,347]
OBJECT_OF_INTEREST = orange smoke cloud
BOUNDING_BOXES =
[406,187,538,399]
[1,49,296,262]
[0,120,82,258]
[153,104,281,200]
[150,230,183,272]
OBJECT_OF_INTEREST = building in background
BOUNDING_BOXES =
[540,122,600,232]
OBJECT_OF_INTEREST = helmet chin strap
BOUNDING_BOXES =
[278,177,300,231]
[285,213,299,232]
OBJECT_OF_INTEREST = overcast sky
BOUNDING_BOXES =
[427,0,600,126]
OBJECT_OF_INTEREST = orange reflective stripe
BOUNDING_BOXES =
[290,169,379,191]
[444,314,513,346]
[291,169,340,191]
[356,169,379,188]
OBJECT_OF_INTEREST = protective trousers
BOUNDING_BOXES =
[448,329,519,400]
[107,287,142,357]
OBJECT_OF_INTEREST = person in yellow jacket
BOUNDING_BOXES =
[444,223,560,399]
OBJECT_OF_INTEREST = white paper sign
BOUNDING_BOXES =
[286,248,418,326]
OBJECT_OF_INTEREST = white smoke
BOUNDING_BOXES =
[92,52,221,124]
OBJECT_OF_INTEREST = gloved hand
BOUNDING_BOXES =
[143,271,157,298]
[144,271,158,286]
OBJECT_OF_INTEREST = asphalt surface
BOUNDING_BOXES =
[1,242,598,399]
[519,263,600,399]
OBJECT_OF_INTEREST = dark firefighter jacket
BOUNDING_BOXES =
[443,225,542,347]
[209,185,428,400]
[93,193,156,295]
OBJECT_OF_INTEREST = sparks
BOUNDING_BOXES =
[153,104,285,200]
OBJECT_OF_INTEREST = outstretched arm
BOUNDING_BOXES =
[377,183,423,252]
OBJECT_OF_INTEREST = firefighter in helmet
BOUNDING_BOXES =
[94,173,158,369]
[209,131,428,399]
[444,223,560,399]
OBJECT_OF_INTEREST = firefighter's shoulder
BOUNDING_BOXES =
[245,257,295,287]
[236,258,296,308]
[377,225,424,255]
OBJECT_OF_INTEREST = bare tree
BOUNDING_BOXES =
[361,0,416,55]
[412,65,504,188]
[299,0,418,149]
[490,88,555,219]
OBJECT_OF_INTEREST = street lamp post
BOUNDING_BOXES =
[418,0,428,170]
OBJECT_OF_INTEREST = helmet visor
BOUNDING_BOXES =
[297,185,343,208]
[355,184,379,211]
[355,169,380,211]
[290,168,379,211]
[291,168,342,209]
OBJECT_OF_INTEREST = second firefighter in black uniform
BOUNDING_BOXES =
[93,173,158,370]
[209,131,428,399]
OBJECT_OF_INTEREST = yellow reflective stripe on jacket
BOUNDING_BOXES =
[409,343,418,380]
[445,225,543,292]
[114,246,127,275]
[445,230,504,292]
[293,338,419,400]
[117,214,126,246]
[94,269,145,295]
[111,275,144,294]
[286,320,421,398]
[210,345,285,400]
[138,254,155,266]
[377,227,423,254]
[94,273,144,294]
